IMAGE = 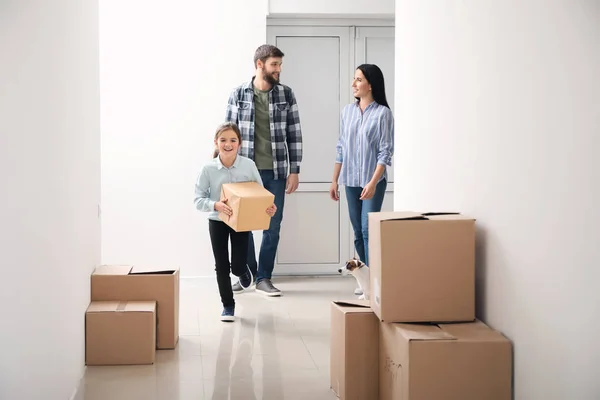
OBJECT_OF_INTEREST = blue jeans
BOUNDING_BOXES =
[247,170,286,282]
[345,179,387,266]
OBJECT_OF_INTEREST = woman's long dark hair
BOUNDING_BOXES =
[355,64,390,109]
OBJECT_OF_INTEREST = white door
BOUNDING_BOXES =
[267,24,394,275]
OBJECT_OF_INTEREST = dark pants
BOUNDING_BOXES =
[345,178,387,266]
[247,170,286,282]
[209,219,249,308]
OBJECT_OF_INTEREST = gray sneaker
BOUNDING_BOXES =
[255,279,282,297]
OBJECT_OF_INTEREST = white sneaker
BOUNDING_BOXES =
[354,287,363,296]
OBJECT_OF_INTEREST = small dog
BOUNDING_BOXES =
[338,258,370,300]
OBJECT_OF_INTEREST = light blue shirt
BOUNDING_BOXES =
[335,101,394,188]
[194,155,263,221]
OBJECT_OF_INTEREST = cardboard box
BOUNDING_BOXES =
[379,320,512,400]
[219,181,275,232]
[91,265,179,349]
[330,300,379,400]
[369,211,476,323]
[85,301,156,366]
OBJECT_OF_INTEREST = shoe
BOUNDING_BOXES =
[255,279,282,297]
[238,265,254,289]
[354,287,363,295]
[232,281,243,293]
[221,306,235,322]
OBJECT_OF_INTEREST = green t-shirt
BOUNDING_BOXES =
[253,86,273,170]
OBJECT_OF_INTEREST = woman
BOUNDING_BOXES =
[329,64,394,295]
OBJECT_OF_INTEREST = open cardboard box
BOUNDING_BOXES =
[91,265,179,349]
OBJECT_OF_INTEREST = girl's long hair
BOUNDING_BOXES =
[355,64,390,109]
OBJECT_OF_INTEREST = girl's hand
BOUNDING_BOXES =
[215,199,232,216]
[329,182,339,201]
[360,182,375,200]
[266,204,277,217]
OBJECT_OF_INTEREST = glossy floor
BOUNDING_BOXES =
[76,275,358,400]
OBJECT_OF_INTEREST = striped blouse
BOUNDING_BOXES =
[335,101,394,188]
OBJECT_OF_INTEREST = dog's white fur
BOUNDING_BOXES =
[338,258,370,300]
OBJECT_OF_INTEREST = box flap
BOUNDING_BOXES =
[130,266,178,275]
[87,301,156,313]
[332,300,373,314]
[373,211,474,222]
[370,211,422,223]
[395,323,457,341]
[333,300,370,308]
[422,213,475,221]
[440,320,509,342]
[92,265,133,275]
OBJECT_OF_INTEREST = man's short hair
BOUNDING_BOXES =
[254,44,284,67]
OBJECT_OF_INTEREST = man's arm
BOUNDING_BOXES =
[285,89,302,175]
[285,89,302,194]
[225,89,239,124]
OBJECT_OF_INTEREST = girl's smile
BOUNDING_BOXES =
[215,129,240,165]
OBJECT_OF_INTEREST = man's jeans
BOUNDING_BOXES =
[247,170,286,282]
[344,178,387,266]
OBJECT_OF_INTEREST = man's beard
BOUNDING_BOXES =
[262,67,279,85]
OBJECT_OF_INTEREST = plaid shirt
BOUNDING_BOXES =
[225,78,303,180]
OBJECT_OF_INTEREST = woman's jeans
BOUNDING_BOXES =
[344,178,387,266]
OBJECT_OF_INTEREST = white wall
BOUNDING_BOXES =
[395,1,600,398]
[99,1,267,276]
[0,1,100,399]
[269,0,394,15]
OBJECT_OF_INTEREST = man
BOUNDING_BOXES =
[225,44,303,296]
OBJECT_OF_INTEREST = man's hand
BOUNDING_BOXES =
[286,173,299,194]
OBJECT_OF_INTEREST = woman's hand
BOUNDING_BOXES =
[266,204,277,217]
[215,198,232,216]
[360,182,375,200]
[329,182,339,201]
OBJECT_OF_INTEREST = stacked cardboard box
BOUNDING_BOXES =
[85,265,180,366]
[331,212,513,400]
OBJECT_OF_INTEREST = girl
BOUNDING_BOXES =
[329,64,394,296]
[194,122,277,321]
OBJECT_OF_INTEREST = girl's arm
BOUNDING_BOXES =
[194,167,215,212]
